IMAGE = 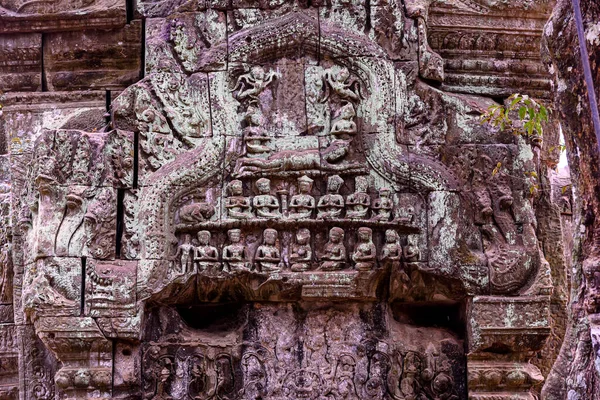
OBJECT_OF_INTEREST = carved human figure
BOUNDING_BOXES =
[364,353,389,400]
[255,228,281,273]
[381,230,401,266]
[352,227,376,271]
[371,188,394,222]
[225,180,254,219]
[233,140,361,177]
[241,354,267,399]
[288,176,316,220]
[194,231,219,273]
[290,228,312,272]
[253,178,281,219]
[403,235,420,262]
[243,106,271,156]
[346,176,370,219]
[330,102,358,137]
[332,354,357,399]
[232,66,279,104]
[400,352,421,398]
[222,229,250,273]
[320,227,346,271]
[174,234,194,274]
[322,65,361,104]
[317,175,345,220]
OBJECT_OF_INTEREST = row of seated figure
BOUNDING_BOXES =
[225,175,408,221]
[175,227,420,274]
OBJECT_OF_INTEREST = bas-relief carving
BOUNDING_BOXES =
[139,304,465,400]
[2,1,562,399]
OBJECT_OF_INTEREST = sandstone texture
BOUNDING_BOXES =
[0,0,581,399]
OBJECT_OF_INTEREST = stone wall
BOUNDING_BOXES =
[0,1,568,399]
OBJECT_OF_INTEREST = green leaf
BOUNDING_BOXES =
[518,106,527,120]
[540,106,548,121]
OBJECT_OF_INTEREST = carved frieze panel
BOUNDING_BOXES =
[0,33,41,92]
[428,0,554,97]
[16,129,133,258]
[140,303,465,400]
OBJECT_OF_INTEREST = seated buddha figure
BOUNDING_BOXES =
[346,176,370,219]
[317,175,345,220]
[224,179,253,219]
[290,228,312,272]
[255,228,281,273]
[380,229,402,268]
[319,227,346,271]
[352,227,376,271]
[253,178,281,219]
[372,187,394,222]
[222,229,250,272]
[194,230,219,273]
[288,175,316,220]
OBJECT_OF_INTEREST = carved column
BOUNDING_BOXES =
[467,296,550,399]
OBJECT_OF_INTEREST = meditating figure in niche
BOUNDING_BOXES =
[317,175,345,220]
[253,178,281,219]
[194,230,219,273]
[290,228,312,272]
[330,102,358,137]
[224,179,253,219]
[174,233,194,273]
[243,106,271,156]
[320,227,346,271]
[289,175,316,220]
[403,234,420,262]
[346,176,370,219]
[255,228,281,273]
[380,229,402,267]
[352,227,376,271]
[372,187,394,222]
[222,229,250,272]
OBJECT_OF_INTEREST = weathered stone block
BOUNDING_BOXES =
[0,33,41,92]
[0,0,127,33]
[468,295,551,354]
[43,21,142,91]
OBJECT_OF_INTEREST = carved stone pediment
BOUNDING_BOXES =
[3,1,562,399]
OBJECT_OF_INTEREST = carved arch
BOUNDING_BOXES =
[134,11,463,299]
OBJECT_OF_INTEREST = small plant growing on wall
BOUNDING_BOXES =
[481,93,551,143]
[481,94,553,197]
